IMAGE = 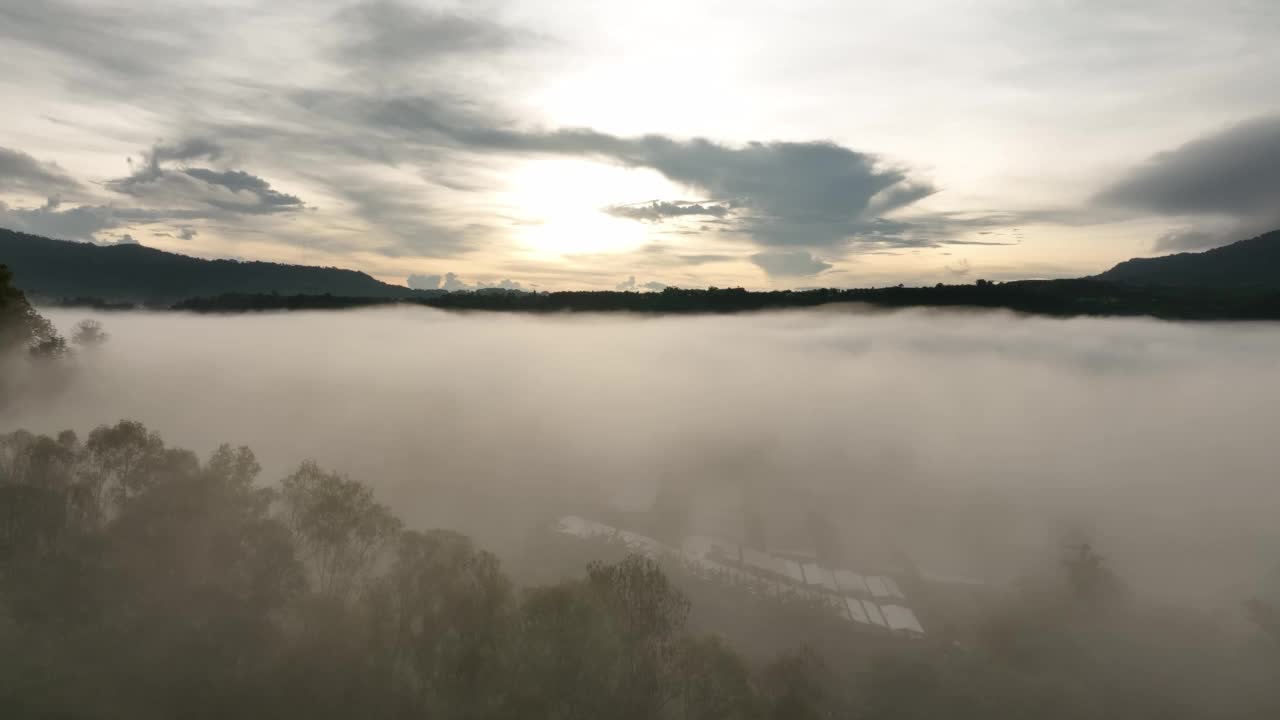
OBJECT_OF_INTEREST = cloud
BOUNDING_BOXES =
[615,275,667,291]
[0,4,1004,273]
[300,91,944,252]
[153,225,199,241]
[0,199,215,242]
[408,272,521,291]
[114,233,139,245]
[1097,115,1280,249]
[151,138,224,165]
[0,201,120,240]
[181,169,304,212]
[336,1,517,68]
[1152,227,1222,253]
[106,141,304,215]
[322,176,477,258]
[470,131,938,249]
[0,138,300,246]
[638,244,735,267]
[604,200,733,223]
[749,250,833,278]
[0,146,82,195]
[0,0,209,92]
[407,273,442,290]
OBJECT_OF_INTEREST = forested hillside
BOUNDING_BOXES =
[0,229,414,304]
[1096,229,1280,288]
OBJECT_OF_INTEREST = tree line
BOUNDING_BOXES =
[169,280,1280,320]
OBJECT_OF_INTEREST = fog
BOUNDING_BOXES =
[8,306,1280,609]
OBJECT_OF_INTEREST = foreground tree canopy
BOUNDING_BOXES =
[0,421,827,719]
[1,421,1277,719]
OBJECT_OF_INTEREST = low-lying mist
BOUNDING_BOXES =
[9,305,1280,610]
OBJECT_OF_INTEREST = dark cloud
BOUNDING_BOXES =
[1098,115,1280,218]
[0,146,82,195]
[0,201,209,243]
[749,250,833,277]
[0,137,299,246]
[1094,115,1280,252]
[336,1,517,67]
[0,201,120,240]
[106,141,303,215]
[293,91,943,251]
[604,200,733,222]
[472,132,937,249]
[181,169,303,212]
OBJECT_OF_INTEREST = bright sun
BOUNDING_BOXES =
[499,158,682,256]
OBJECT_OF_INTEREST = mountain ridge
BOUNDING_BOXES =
[1094,229,1280,288]
[0,228,415,304]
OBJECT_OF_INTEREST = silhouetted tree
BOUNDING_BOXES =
[0,264,65,358]
[71,318,108,347]
[280,460,402,597]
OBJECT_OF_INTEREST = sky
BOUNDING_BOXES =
[1,0,1278,290]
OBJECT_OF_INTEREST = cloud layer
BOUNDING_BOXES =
[0,146,82,196]
[4,1,1280,284]
[1099,115,1280,250]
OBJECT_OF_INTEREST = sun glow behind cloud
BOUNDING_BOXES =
[499,158,688,256]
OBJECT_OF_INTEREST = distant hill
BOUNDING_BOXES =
[0,228,415,304]
[6,226,1280,320]
[1096,229,1280,288]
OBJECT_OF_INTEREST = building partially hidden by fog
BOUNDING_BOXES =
[553,514,928,638]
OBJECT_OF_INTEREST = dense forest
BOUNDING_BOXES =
[171,280,1280,320]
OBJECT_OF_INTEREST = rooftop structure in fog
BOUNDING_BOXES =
[553,515,926,637]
